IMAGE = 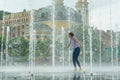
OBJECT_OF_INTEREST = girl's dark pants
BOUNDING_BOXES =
[73,47,81,68]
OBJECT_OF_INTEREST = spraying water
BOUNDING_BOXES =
[52,74,55,80]
[33,30,37,69]
[61,27,65,66]
[4,26,10,80]
[68,8,71,66]
[81,6,86,67]
[109,0,114,68]
[1,0,120,78]
[99,29,102,80]
[0,1,7,80]
[89,27,93,75]
[29,9,35,74]
[99,30,102,68]
[5,26,10,69]
[52,0,56,68]
[1,4,6,69]
[115,24,119,67]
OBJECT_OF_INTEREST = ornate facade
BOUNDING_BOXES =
[0,0,89,40]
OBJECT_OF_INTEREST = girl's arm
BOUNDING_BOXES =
[67,41,71,48]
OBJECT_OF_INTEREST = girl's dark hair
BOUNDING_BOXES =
[69,32,74,37]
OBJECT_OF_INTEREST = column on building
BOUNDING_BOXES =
[75,0,89,25]
[84,0,89,25]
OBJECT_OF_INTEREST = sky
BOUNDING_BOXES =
[0,0,120,31]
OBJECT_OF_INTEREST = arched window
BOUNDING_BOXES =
[41,12,45,18]
[57,11,64,17]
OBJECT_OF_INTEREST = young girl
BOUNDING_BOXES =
[67,32,82,70]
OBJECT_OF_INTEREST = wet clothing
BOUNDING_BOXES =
[73,47,81,67]
[70,36,80,49]
[70,36,81,68]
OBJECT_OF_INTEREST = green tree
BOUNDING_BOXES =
[0,11,11,20]
[36,39,51,60]
[9,37,29,57]
[8,37,29,62]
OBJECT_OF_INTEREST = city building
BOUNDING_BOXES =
[0,0,89,40]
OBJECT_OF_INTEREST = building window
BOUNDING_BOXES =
[22,25,24,29]
[18,32,20,36]
[22,32,24,35]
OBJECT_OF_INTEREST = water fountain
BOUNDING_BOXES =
[99,29,102,68]
[68,7,71,66]
[61,27,65,66]
[109,0,114,68]
[99,28,102,80]
[98,5,102,69]
[88,27,93,75]
[88,0,94,75]
[115,24,119,67]
[29,9,35,74]
[52,0,56,68]
[5,26,10,69]
[52,74,55,80]
[3,26,10,80]
[81,6,86,67]
[0,0,120,80]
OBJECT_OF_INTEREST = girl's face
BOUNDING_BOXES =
[68,34,72,38]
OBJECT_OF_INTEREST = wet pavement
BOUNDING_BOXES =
[0,71,120,80]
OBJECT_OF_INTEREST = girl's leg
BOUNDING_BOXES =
[73,49,77,69]
[75,48,81,69]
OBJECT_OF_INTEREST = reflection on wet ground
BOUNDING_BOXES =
[0,72,120,80]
